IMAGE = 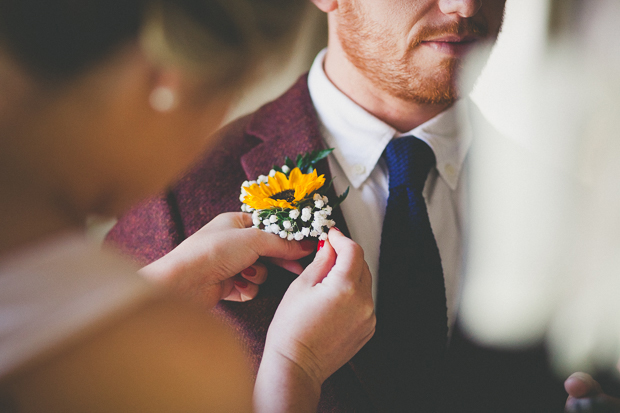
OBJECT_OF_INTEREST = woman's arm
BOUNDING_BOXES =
[254,228,376,412]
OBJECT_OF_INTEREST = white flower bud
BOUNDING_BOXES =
[279,230,288,239]
[314,199,324,208]
[269,215,278,223]
[281,165,290,173]
[283,220,292,230]
[269,169,276,177]
[319,232,328,241]
[322,196,329,203]
[327,220,336,228]
[310,230,319,237]
[253,218,261,226]
[294,232,304,241]
[313,193,321,201]
[287,233,295,241]
[289,209,300,220]
[239,194,246,202]
[242,181,250,188]
[324,206,332,215]
[301,227,310,237]
[263,219,270,227]
[247,207,254,212]
[252,210,259,219]
[270,224,280,233]
[314,210,327,219]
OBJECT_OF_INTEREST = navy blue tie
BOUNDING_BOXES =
[376,136,448,410]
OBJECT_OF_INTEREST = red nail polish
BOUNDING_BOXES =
[234,279,248,289]
[317,240,325,251]
[241,267,257,277]
[333,227,341,232]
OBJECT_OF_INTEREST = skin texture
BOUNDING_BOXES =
[314,0,506,131]
[565,373,620,413]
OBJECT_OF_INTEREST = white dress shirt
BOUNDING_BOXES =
[308,49,472,328]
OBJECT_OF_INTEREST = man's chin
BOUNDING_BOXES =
[387,78,459,106]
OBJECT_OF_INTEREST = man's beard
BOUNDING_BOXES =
[338,2,489,105]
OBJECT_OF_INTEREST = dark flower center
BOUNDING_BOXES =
[270,189,295,202]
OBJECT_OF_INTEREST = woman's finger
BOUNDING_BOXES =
[248,228,316,261]
[221,275,260,302]
[240,262,268,285]
[264,257,305,275]
[325,228,366,282]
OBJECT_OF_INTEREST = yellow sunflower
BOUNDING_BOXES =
[243,168,325,210]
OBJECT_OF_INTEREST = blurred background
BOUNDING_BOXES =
[462,0,620,378]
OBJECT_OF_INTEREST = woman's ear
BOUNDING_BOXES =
[310,0,338,13]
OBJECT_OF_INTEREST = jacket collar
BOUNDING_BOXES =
[240,75,351,237]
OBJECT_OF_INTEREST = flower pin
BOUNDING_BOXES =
[240,149,349,241]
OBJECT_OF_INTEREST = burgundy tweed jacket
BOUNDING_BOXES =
[108,75,570,412]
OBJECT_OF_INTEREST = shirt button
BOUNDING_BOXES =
[352,164,366,175]
[444,164,456,178]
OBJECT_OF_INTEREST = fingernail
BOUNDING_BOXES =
[333,227,341,232]
[234,279,248,289]
[317,240,325,251]
[300,240,316,251]
[241,267,257,277]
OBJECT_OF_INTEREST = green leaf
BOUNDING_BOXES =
[310,148,334,163]
[331,186,350,209]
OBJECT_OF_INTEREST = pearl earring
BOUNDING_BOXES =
[149,87,176,112]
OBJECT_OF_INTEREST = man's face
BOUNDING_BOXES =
[337,0,506,105]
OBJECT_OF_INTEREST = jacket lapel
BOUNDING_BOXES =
[240,75,351,237]
[239,75,398,410]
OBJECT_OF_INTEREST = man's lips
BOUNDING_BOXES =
[420,35,479,57]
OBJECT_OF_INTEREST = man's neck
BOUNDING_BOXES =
[322,42,451,133]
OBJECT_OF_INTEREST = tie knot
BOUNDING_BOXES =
[384,136,436,190]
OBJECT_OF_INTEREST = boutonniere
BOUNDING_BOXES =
[240,149,349,241]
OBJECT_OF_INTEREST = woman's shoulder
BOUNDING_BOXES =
[0,232,252,412]
[0,231,157,379]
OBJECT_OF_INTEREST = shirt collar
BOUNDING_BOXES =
[308,48,472,190]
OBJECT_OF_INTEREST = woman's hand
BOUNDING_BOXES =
[254,228,376,413]
[138,212,315,309]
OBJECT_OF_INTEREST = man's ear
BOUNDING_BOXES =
[310,0,338,13]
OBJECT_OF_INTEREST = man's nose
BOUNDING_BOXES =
[438,0,482,18]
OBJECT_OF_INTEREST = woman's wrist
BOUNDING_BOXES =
[254,345,323,413]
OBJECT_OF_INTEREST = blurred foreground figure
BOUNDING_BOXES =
[0,1,378,412]
[461,0,620,410]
